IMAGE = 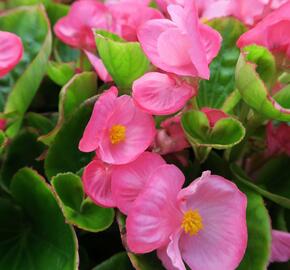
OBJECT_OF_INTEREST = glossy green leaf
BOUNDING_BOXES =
[46,2,69,26]
[197,18,246,108]
[6,0,51,8]
[231,164,290,209]
[93,252,133,270]
[236,45,290,121]
[1,130,46,189]
[128,253,165,270]
[181,110,245,149]
[237,186,272,270]
[47,61,75,86]
[45,99,94,179]
[52,173,114,232]
[40,72,97,145]
[0,5,52,137]
[0,168,78,270]
[96,31,150,91]
[24,112,54,135]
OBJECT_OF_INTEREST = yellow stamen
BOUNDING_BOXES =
[181,209,203,236]
[109,124,126,144]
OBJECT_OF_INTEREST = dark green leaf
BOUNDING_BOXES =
[93,252,133,270]
[0,168,78,270]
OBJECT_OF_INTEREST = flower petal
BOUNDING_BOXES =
[133,72,195,115]
[79,86,118,153]
[0,31,23,78]
[126,164,185,253]
[111,152,166,214]
[270,229,290,263]
[178,171,248,270]
[82,159,116,208]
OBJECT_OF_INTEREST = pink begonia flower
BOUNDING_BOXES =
[54,0,115,51]
[107,1,163,41]
[156,0,184,13]
[0,119,6,131]
[154,116,189,155]
[266,121,290,156]
[201,107,229,128]
[127,168,247,270]
[137,0,222,79]
[132,72,196,115]
[84,50,112,82]
[0,31,23,78]
[111,151,166,214]
[270,229,290,263]
[79,86,156,164]
[237,1,290,58]
[82,152,165,209]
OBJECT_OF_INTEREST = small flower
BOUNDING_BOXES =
[0,31,23,78]
[137,0,222,79]
[270,229,290,263]
[133,72,196,115]
[79,87,156,164]
[201,107,228,128]
[126,168,247,270]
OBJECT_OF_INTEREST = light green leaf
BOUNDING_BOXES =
[0,5,52,137]
[96,31,150,91]
[0,168,78,270]
[236,45,290,121]
[52,173,114,232]
[47,61,75,86]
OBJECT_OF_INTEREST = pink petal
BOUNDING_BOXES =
[84,50,112,82]
[126,164,185,253]
[178,171,248,270]
[54,0,114,50]
[111,152,166,214]
[157,230,186,270]
[0,31,23,78]
[82,159,116,208]
[79,86,118,153]
[201,107,229,128]
[271,229,290,262]
[98,96,156,164]
[133,72,195,115]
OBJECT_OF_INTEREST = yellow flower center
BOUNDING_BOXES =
[109,124,126,144]
[181,209,203,236]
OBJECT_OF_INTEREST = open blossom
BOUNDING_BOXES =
[79,87,155,164]
[270,229,290,263]
[154,116,189,155]
[237,1,290,58]
[127,168,247,270]
[266,121,290,156]
[82,152,165,210]
[54,0,114,51]
[137,0,222,79]
[133,72,196,115]
[107,1,163,41]
[0,31,23,78]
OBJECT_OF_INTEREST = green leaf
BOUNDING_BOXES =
[197,18,246,108]
[46,2,69,26]
[47,61,75,86]
[52,173,114,232]
[237,186,272,270]
[0,5,52,137]
[231,164,290,209]
[44,99,94,179]
[0,168,78,270]
[93,252,133,270]
[39,72,97,145]
[181,110,245,149]
[96,31,150,91]
[1,130,46,190]
[5,0,51,8]
[24,112,54,135]
[54,39,80,63]
[236,45,290,121]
